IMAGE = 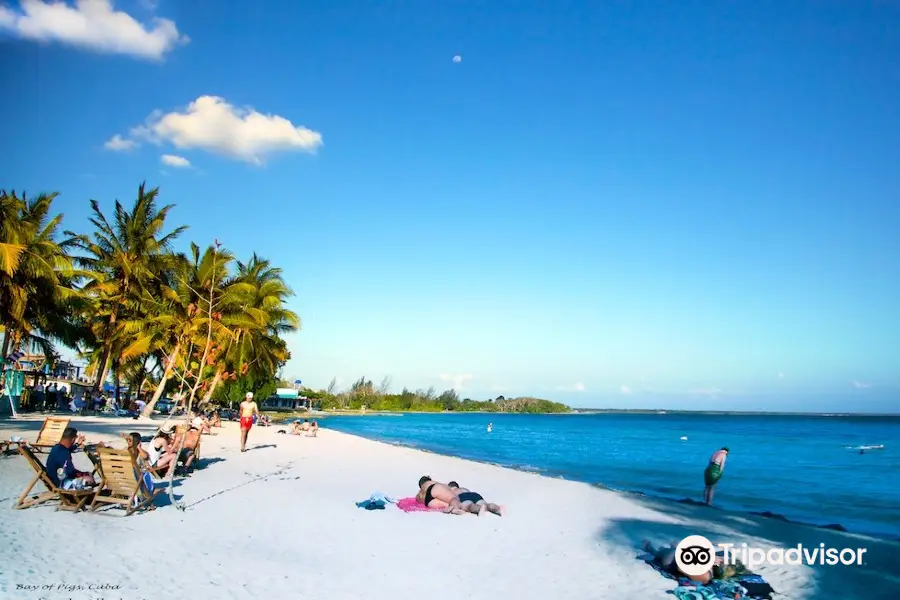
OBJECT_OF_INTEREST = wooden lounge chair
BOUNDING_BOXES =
[86,445,170,483]
[14,445,95,511]
[31,416,71,452]
[89,448,162,516]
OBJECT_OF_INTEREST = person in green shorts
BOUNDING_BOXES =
[703,446,729,505]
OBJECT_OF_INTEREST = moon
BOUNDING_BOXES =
[452,55,462,63]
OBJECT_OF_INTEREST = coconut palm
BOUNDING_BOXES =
[0,190,81,360]
[67,182,187,392]
[140,243,238,416]
[200,254,300,403]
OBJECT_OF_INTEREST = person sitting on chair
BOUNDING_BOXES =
[47,428,96,490]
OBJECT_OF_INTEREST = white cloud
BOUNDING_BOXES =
[103,134,136,151]
[0,0,188,60]
[557,382,586,392]
[438,373,473,390]
[853,380,873,389]
[620,385,632,395]
[126,95,323,164]
[160,154,190,168]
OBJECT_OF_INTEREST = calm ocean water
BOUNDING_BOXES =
[318,413,900,537]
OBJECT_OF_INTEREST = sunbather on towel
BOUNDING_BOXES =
[416,476,466,514]
[47,427,96,490]
[447,481,505,517]
[642,540,733,584]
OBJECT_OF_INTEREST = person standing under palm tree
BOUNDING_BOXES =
[239,392,259,452]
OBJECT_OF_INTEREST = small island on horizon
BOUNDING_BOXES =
[294,376,571,414]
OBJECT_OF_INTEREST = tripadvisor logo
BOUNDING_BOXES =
[675,535,868,573]
[675,535,717,577]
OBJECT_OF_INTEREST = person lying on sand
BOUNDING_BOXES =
[642,540,737,584]
[416,476,467,514]
[447,481,505,516]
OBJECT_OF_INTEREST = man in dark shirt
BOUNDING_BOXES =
[46,427,96,490]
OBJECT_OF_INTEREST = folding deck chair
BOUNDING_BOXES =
[89,448,162,516]
[30,417,71,453]
[14,445,95,511]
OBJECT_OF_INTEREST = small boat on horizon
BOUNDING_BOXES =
[848,444,885,452]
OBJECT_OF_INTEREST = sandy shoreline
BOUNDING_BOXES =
[1,415,898,600]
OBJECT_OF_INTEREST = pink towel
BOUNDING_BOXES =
[396,497,441,512]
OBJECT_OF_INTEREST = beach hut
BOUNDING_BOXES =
[261,388,304,411]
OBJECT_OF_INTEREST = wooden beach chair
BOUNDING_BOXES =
[14,445,95,511]
[87,445,170,484]
[89,448,161,516]
[30,416,70,452]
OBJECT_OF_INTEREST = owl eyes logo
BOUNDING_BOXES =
[674,535,717,576]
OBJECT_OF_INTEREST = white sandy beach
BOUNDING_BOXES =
[0,415,897,600]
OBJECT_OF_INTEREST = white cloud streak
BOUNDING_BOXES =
[103,133,136,151]
[160,154,190,168]
[0,0,188,60]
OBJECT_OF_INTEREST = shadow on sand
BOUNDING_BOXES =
[597,494,900,600]
[245,443,277,452]
[4,414,167,439]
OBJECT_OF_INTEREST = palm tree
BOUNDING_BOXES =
[0,190,80,360]
[67,182,187,392]
[200,254,299,403]
[140,243,237,416]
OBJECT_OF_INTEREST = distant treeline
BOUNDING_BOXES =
[299,376,570,414]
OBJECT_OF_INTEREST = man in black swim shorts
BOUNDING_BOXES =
[416,476,466,514]
[448,481,505,517]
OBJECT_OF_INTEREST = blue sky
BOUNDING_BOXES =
[1,0,898,412]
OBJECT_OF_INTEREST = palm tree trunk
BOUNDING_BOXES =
[1,327,11,359]
[142,342,180,417]
[113,360,121,407]
[93,304,119,392]
[202,368,223,403]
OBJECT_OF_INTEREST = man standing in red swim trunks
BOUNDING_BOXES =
[239,392,259,452]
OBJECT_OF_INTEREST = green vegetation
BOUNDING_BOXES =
[301,377,571,414]
[0,185,299,414]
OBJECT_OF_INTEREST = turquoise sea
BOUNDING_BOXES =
[318,413,900,538]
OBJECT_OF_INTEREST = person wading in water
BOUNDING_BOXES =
[703,446,729,505]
